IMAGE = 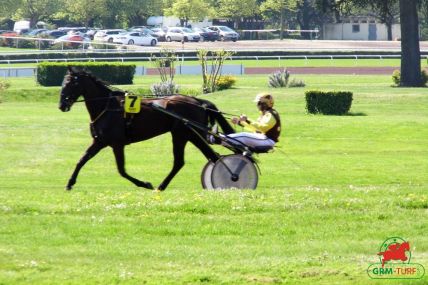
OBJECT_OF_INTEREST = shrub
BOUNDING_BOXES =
[198,49,235,94]
[36,62,136,86]
[216,75,236,91]
[268,69,290,88]
[392,70,401,86]
[391,69,428,87]
[0,80,10,103]
[288,78,306,88]
[0,80,10,91]
[12,38,36,49]
[305,90,353,115]
[150,81,179,97]
[89,43,118,50]
[421,69,428,86]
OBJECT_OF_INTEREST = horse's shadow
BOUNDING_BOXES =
[345,112,367,116]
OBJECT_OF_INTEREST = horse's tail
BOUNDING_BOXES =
[196,98,235,134]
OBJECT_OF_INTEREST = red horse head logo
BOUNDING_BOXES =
[378,241,410,267]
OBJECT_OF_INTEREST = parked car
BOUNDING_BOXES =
[208,26,239,42]
[58,27,88,34]
[53,34,90,47]
[85,28,100,40]
[112,32,157,46]
[129,26,147,30]
[150,27,166,41]
[40,30,67,39]
[27,29,48,37]
[165,27,200,42]
[0,30,18,37]
[129,27,155,36]
[93,29,126,43]
[193,27,219,42]
[0,30,18,46]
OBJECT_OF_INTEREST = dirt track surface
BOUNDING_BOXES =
[153,39,428,52]
[245,66,401,75]
[146,66,415,75]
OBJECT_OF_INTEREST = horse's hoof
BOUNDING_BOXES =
[65,185,72,191]
[146,182,154,190]
[156,186,165,191]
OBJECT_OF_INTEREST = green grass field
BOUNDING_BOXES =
[1,74,428,284]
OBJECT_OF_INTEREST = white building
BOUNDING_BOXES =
[323,17,401,41]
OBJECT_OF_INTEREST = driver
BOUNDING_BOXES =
[226,93,281,150]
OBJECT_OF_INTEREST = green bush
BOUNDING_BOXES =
[0,79,10,103]
[305,90,353,115]
[216,75,236,91]
[392,69,401,86]
[36,62,136,86]
[421,69,428,86]
[0,80,10,91]
[288,78,306,88]
[391,69,428,87]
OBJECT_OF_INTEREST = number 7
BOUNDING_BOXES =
[129,96,137,107]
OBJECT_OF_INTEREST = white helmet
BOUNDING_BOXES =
[254,93,274,108]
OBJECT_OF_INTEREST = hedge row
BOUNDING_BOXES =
[305,90,353,115]
[36,62,136,86]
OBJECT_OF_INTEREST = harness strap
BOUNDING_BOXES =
[91,108,108,124]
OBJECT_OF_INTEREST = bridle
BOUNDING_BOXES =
[62,73,122,123]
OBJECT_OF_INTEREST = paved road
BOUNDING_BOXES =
[148,39,428,52]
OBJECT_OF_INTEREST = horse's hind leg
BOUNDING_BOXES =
[112,144,154,189]
[157,134,187,191]
[66,140,106,190]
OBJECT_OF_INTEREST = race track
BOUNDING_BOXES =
[153,39,428,52]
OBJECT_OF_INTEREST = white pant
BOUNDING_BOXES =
[223,132,275,149]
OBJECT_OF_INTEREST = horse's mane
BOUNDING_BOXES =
[69,69,124,95]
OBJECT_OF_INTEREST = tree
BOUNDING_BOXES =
[296,0,327,39]
[63,0,105,27]
[216,0,259,29]
[399,0,421,86]
[12,0,62,27]
[321,0,423,87]
[122,0,164,27]
[0,0,20,18]
[164,0,211,27]
[260,0,297,40]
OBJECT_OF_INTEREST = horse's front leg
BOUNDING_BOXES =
[66,140,106,190]
[112,144,154,189]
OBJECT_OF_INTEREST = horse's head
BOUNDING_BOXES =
[59,67,86,112]
[402,241,410,251]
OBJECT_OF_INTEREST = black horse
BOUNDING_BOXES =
[59,67,234,190]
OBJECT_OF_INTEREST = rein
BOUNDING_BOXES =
[75,95,122,103]
[164,98,240,118]
[75,94,240,118]
[75,93,122,124]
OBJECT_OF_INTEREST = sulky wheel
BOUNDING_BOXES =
[210,154,258,190]
[201,161,215,190]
